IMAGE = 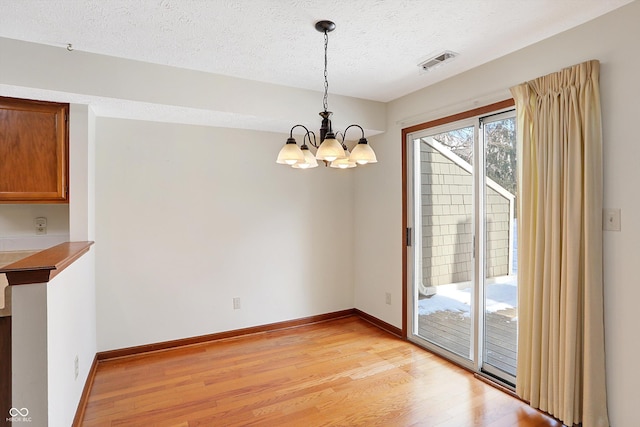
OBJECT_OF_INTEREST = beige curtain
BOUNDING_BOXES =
[510,60,608,427]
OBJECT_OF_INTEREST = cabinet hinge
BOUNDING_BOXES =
[406,227,412,247]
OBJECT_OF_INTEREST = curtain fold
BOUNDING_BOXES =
[510,60,608,427]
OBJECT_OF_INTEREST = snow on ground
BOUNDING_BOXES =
[418,277,517,318]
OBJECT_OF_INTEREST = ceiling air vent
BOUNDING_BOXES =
[418,51,458,73]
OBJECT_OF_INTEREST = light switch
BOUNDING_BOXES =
[603,209,621,231]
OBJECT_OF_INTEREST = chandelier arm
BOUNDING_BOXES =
[304,130,318,148]
[342,124,366,140]
[289,124,311,139]
[334,131,348,149]
[289,124,319,148]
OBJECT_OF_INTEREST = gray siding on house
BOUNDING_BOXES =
[420,142,513,288]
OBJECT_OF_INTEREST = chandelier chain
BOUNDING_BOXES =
[323,30,329,112]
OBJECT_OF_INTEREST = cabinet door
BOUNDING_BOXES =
[0,97,69,202]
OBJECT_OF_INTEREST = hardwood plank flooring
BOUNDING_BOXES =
[81,317,561,426]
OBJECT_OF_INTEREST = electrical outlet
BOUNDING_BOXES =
[233,297,241,310]
[74,355,79,380]
[385,292,391,305]
[603,208,621,231]
[35,217,47,235]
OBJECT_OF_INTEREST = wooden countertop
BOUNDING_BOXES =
[0,250,38,268]
[0,241,94,286]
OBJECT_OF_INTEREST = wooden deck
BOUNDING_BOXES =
[418,310,517,376]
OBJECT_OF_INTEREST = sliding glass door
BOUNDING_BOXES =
[410,122,476,366]
[406,109,517,384]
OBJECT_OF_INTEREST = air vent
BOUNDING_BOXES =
[418,51,458,72]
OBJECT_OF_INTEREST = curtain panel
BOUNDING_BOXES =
[510,60,608,427]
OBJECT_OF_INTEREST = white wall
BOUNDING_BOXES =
[11,283,48,427]
[69,104,96,241]
[353,2,640,426]
[10,249,96,427]
[95,118,355,351]
[47,248,96,427]
[0,204,69,251]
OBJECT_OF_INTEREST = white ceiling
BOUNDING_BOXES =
[0,0,634,123]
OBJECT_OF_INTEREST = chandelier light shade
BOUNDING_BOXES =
[276,137,305,165]
[350,138,378,164]
[316,132,346,161]
[292,143,319,169]
[276,20,377,169]
[330,146,357,169]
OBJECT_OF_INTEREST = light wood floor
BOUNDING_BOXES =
[81,316,561,426]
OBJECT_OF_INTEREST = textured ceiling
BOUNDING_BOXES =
[1,0,633,103]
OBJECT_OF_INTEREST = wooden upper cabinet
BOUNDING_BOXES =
[0,96,69,203]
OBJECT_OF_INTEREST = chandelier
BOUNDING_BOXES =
[276,20,378,169]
